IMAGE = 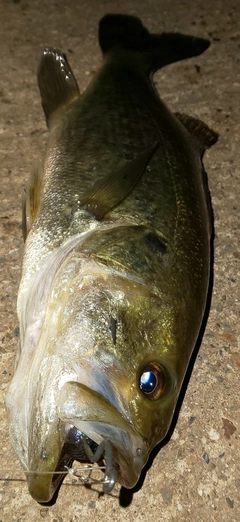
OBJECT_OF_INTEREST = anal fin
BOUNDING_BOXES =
[175,112,219,151]
[37,48,80,126]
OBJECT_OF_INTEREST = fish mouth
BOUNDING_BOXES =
[53,425,117,494]
[58,381,148,488]
[26,381,148,503]
[47,427,101,496]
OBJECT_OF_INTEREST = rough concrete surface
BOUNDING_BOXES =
[0,0,239,520]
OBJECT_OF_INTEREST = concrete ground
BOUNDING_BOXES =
[0,0,239,520]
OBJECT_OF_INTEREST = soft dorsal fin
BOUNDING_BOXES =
[175,112,219,151]
[80,141,159,220]
[37,48,80,126]
[22,163,43,241]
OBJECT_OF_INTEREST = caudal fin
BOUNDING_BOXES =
[99,14,210,72]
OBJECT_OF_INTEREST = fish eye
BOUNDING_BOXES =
[139,362,166,400]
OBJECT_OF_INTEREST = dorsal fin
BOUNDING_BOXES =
[175,112,219,151]
[80,141,159,220]
[37,48,80,126]
[22,163,43,241]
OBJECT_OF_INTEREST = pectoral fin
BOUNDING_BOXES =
[80,141,159,220]
[37,48,80,126]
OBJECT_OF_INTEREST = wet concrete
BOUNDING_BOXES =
[0,0,239,520]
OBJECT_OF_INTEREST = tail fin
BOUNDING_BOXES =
[99,14,210,72]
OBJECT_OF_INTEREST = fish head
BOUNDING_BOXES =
[7,241,188,502]
[54,273,180,495]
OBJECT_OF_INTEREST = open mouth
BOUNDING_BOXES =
[53,425,117,494]
[26,381,148,502]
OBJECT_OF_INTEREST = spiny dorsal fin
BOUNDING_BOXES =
[175,112,219,151]
[22,163,43,241]
[80,141,159,220]
[37,48,80,126]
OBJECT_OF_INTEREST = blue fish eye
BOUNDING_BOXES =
[139,362,166,400]
[140,371,157,393]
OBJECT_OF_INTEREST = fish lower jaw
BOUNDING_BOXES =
[25,423,147,503]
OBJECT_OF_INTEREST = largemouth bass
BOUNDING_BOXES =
[6,14,218,503]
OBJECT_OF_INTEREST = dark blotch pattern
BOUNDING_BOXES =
[144,232,167,254]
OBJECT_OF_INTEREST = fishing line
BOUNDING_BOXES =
[0,464,113,489]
